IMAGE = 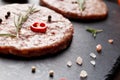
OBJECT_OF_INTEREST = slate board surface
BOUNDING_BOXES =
[0,0,120,80]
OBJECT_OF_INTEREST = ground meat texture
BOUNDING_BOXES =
[0,4,74,57]
[40,0,108,20]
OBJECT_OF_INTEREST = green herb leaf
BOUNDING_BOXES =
[86,27,103,38]
[77,0,85,11]
[14,5,40,38]
[0,33,16,37]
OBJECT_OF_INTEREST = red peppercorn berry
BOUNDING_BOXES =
[59,78,67,80]
[30,22,47,33]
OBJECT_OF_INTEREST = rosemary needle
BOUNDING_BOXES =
[0,33,16,37]
[0,5,39,38]
[77,0,85,11]
[14,5,39,38]
[86,27,103,38]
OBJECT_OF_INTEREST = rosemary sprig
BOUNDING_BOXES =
[0,33,16,38]
[77,0,85,11]
[86,27,103,38]
[14,5,39,37]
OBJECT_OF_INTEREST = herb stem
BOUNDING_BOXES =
[77,0,85,11]
[86,27,103,38]
[14,5,39,38]
[0,33,16,37]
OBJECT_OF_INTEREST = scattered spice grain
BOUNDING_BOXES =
[96,44,102,53]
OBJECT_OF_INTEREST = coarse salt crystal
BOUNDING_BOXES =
[108,39,113,44]
[90,53,96,59]
[67,61,72,67]
[90,60,96,66]
[80,70,88,78]
[76,56,83,65]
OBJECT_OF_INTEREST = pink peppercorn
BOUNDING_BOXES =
[59,78,67,80]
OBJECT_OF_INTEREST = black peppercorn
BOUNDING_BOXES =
[7,11,11,17]
[5,15,9,19]
[74,1,77,4]
[5,11,11,19]
[0,18,2,24]
[48,15,52,22]
[72,1,77,4]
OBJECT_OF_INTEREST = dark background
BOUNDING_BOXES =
[0,0,119,4]
[108,0,118,3]
[107,0,117,3]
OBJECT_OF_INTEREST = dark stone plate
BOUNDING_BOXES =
[0,0,120,80]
